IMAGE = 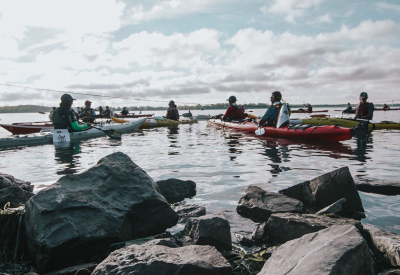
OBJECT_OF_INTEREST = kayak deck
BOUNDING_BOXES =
[207,119,352,141]
[290,117,400,130]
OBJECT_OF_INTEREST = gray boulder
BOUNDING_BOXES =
[264,213,362,244]
[363,225,400,266]
[24,152,179,273]
[236,186,303,222]
[260,225,374,275]
[356,179,400,196]
[316,198,346,215]
[156,178,196,203]
[92,244,234,275]
[174,204,206,222]
[184,214,232,251]
[280,166,364,213]
[127,238,179,248]
[0,173,34,208]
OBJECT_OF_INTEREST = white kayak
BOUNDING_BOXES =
[0,118,146,148]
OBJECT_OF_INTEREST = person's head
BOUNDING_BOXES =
[85,100,92,107]
[168,100,175,108]
[60,94,75,107]
[271,91,282,104]
[227,96,237,106]
[359,92,368,103]
[347,103,350,105]
[106,106,109,109]
[52,107,56,110]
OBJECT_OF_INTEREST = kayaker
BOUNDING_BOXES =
[121,107,129,115]
[342,103,353,114]
[98,106,104,115]
[165,101,180,120]
[222,96,245,121]
[258,91,285,127]
[53,94,91,132]
[304,103,313,112]
[355,92,374,120]
[103,106,112,117]
[383,103,390,110]
[80,100,96,123]
[49,107,56,121]
[76,107,81,116]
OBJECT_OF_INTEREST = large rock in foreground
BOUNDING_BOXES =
[363,225,400,267]
[260,225,374,275]
[356,179,400,196]
[156,178,196,203]
[280,167,364,213]
[0,173,34,208]
[264,213,362,244]
[236,186,303,222]
[92,244,234,275]
[24,152,179,273]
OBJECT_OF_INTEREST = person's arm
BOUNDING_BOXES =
[91,109,96,116]
[71,121,90,131]
[174,109,179,120]
[259,107,277,125]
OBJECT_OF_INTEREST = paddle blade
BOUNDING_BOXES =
[104,129,122,139]
[255,127,265,135]
[276,103,290,128]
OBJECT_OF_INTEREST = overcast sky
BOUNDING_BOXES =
[1,0,400,108]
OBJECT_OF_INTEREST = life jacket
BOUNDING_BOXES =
[270,103,283,126]
[355,102,371,118]
[81,108,94,118]
[232,105,245,120]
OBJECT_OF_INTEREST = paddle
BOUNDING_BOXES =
[90,125,122,140]
[255,126,265,135]
[38,111,46,114]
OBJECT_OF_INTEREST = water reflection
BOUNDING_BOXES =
[54,142,82,175]
[351,135,373,163]
[167,126,180,155]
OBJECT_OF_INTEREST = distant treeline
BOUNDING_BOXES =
[0,103,399,113]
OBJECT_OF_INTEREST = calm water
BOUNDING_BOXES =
[0,108,399,236]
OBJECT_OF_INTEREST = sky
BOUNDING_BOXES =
[0,0,400,108]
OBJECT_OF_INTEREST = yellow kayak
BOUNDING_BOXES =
[111,116,197,129]
[289,117,400,130]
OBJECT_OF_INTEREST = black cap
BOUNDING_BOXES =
[360,92,368,98]
[227,96,237,102]
[61,94,75,102]
[169,100,175,105]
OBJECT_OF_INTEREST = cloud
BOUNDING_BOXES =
[376,2,400,13]
[315,13,332,24]
[261,0,326,23]
[122,0,219,25]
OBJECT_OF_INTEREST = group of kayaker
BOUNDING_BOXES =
[218,91,375,128]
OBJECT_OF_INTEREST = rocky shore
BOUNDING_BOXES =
[1,152,400,274]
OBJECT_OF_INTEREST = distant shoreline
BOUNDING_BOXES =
[0,104,399,113]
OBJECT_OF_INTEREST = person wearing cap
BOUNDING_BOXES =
[52,94,90,132]
[103,106,112,117]
[383,103,390,110]
[258,91,285,127]
[98,105,104,115]
[342,103,353,114]
[80,100,96,122]
[222,96,245,121]
[304,103,312,112]
[121,107,130,116]
[165,101,179,120]
[355,92,374,120]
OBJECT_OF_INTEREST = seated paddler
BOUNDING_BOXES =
[222,96,245,121]
[53,94,91,132]
[165,100,180,120]
[354,92,374,120]
[258,91,285,127]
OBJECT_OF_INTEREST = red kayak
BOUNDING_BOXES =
[291,109,329,113]
[0,121,53,135]
[207,119,353,141]
[374,108,399,111]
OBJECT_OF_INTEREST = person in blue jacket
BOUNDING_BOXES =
[259,91,284,127]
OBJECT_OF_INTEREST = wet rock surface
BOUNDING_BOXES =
[260,225,374,275]
[0,173,34,208]
[24,152,178,273]
[92,244,234,275]
[356,179,400,196]
[156,178,196,203]
[236,186,303,222]
[174,203,206,222]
